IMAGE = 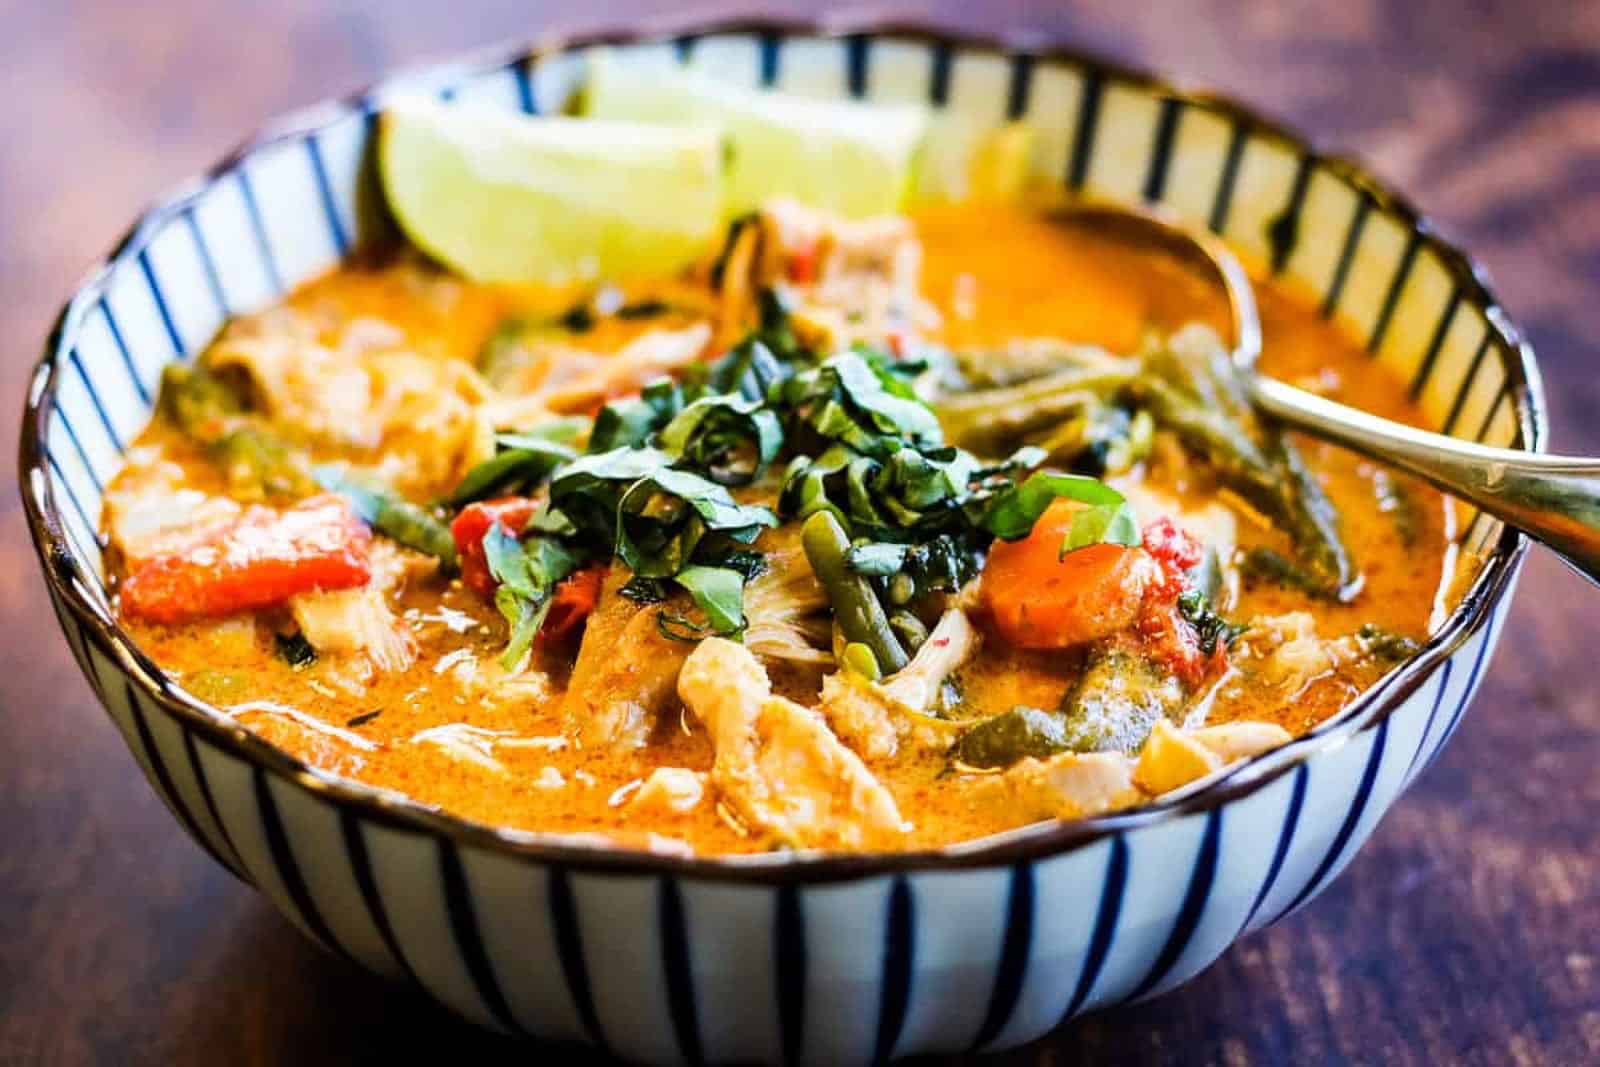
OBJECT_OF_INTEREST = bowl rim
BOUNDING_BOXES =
[18,11,1542,884]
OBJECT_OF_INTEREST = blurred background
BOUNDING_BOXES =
[2,2,1596,1064]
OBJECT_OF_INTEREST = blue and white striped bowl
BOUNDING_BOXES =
[19,17,1541,1063]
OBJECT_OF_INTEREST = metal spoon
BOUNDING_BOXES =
[1057,200,1600,587]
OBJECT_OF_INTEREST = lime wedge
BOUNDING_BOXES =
[378,96,725,284]
[584,50,930,217]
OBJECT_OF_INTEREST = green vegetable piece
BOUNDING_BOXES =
[450,433,576,505]
[160,363,245,434]
[212,425,312,499]
[659,394,784,486]
[181,669,247,705]
[841,642,883,681]
[982,470,1139,547]
[672,564,747,636]
[1057,646,1185,755]
[483,522,584,668]
[315,467,458,571]
[1239,546,1334,599]
[1176,588,1246,656]
[1373,469,1418,546]
[274,630,317,670]
[951,705,1075,768]
[1357,624,1421,663]
[800,511,908,674]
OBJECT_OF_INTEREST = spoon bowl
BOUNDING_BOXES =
[1059,199,1600,588]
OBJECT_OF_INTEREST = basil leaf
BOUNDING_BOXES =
[982,471,1139,544]
[481,522,585,667]
[673,565,746,636]
[659,395,784,486]
[1061,502,1140,557]
[450,438,574,506]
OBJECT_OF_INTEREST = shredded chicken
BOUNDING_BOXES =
[481,323,712,429]
[102,451,242,566]
[742,527,832,668]
[678,638,904,849]
[1189,721,1293,763]
[820,609,977,760]
[207,307,492,496]
[715,200,937,351]
[288,542,427,677]
[1237,611,1365,700]
[560,565,691,750]
[994,751,1142,822]
[629,767,707,817]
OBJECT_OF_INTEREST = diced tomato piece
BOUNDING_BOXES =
[1136,602,1225,687]
[450,496,541,598]
[1141,516,1204,599]
[787,242,818,284]
[120,494,371,625]
[982,498,1161,649]
[539,563,609,644]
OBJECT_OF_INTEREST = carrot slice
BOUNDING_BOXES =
[982,497,1160,649]
[120,494,371,624]
[450,496,542,598]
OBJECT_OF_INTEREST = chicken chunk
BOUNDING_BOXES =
[103,452,242,567]
[629,767,707,817]
[678,638,905,849]
[560,566,691,750]
[993,750,1142,822]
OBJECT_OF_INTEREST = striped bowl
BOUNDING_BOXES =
[19,16,1541,1064]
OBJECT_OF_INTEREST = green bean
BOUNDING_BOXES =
[841,642,883,681]
[1238,546,1332,598]
[1372,469,1418,546]
[160,363,245,434]
[1271,436,1357,598]
[801,511,908,674]
[212,426,312,499]
[936,366,1136,454]
[316,468,459,571]
[888,610,929,654]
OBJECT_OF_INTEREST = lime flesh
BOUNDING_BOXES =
[378,96,725,284]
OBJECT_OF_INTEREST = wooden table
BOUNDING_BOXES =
[2,1,1596,1063]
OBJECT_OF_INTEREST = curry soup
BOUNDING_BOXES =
[104,202,1456,855]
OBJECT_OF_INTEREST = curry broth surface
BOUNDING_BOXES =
[111,206,1454,854]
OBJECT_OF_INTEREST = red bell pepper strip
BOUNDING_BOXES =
[120,494,371,625]
[450,496,542,598]
[539,563,610,644]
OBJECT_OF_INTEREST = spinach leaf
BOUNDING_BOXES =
[274,630,317,670]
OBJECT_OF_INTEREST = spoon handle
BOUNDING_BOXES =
[1250,375,1600,586]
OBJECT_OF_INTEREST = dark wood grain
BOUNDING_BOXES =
[2,2,1597,1064]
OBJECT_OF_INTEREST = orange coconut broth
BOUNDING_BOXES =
[106,206,1456,855]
